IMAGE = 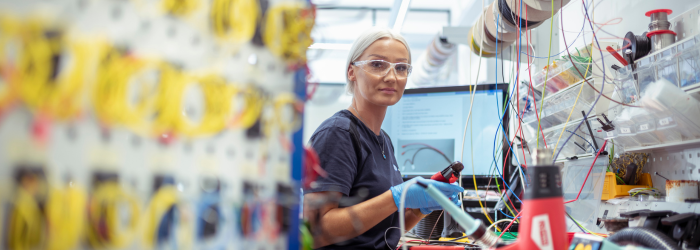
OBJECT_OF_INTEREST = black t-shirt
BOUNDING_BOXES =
[304,110,404,250]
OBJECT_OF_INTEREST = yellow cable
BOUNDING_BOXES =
[466,73,496,227]
[535,0,557,148]
[551,2,597,159]
[171,74,235,137]
[7,188,44,250]
[551,57,592,160]
[86,181,141,249]
[211,0,259,42]
[270,92,301,134]
[14,19,88,120]
[143,186,179,247]
[0,15,18,114]
[263,2,315,65]
[161,0,199,16]
[45,185,88,250]
[92,48,163,135]
[229,85,264,129]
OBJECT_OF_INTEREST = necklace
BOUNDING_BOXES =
[351,104,386,160]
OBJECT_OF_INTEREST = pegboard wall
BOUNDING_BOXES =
[0,0,314,249]
[642,146,700,195]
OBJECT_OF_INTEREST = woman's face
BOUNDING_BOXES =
[348,38,409,107]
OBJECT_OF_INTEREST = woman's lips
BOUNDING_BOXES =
[380,88,397,94]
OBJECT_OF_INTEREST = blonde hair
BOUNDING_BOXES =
[346,27,411,95]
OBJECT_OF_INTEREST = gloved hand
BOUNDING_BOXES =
[389,177,464,214]
[418,196,462,215]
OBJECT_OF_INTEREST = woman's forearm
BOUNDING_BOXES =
[311,190,398,248]
[404,208,427,230]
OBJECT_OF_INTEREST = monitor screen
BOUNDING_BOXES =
[382,84,508,177]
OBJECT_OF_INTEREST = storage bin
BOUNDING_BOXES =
[656,48,679,87]
[653,115,684,142]
[631,110,661,146]
[678,40,700,87]
[533,60,587,97]
[635,57,656,94]
[601,172,653,200]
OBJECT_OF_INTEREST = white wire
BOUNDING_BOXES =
[399,180,418,250]
[487,219,513,232]
[459,0,486,217]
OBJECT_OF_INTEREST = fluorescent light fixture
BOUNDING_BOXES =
[392,0,412,32]
[308,43,353,50]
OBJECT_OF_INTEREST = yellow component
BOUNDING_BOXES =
[92,49,164,135]
[86,181,142,249]
[468,30,494,57]
[271,93,301,133]
[230,85,264,129]
[211,0,259,42]
[45,185,88,250]
[143,186,179,247]
[438,236,471,243]
[170,74,236,136]
[263,2,315,64]
[162,0,200,16]
[14,19,89,120]
[601,172,653,200]
[7,188,44,250]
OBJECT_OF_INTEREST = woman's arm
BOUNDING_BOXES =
[404,208,428,229]
[305,190,402,248]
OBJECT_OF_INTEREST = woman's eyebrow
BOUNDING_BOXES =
[368,54,408,62]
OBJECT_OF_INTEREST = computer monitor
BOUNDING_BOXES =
[382,84,510,186]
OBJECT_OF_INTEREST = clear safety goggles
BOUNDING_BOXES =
[352,60,412,78]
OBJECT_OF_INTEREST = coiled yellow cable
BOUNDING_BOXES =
[229,85,264,129]
[7,188,44,250]
[14,20,88,120]
[0,16,18,114]
[263,2,315,64]
[211,0,259,42]
[270,92,301,134]
[161,0,199,16]
[93,49,163,135]
[143,186,179,247]
[45,185,88,250]
[169,74,235,137]
[86,181,141,249]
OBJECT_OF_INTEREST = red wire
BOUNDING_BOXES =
[504,123,522,215]
[518,0,529,169]
[564,140,608,204]
[498,210,522,240]
[396,240,429,250]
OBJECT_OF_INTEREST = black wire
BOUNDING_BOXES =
[402,147,452,166]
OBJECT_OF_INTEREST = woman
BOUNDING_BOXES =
[303,27,464,250]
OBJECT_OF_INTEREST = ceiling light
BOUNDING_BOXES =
[308,43,353,50]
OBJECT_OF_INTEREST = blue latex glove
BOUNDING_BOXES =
[419,196,462,215]
[390,177,464,214]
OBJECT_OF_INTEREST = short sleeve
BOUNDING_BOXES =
[304,127,358,196]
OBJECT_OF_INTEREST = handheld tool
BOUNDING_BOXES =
[430,161,465,238]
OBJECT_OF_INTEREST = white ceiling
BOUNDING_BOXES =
[311,0,458,10]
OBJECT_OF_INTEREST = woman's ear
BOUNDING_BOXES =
[347,65,356,82]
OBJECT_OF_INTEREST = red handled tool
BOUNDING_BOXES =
[431,161,466,238]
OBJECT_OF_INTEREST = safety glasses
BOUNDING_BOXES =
[352,60,412,78]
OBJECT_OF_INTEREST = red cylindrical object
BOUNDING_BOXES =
[409,246,464,250]
[497,162,568,250]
